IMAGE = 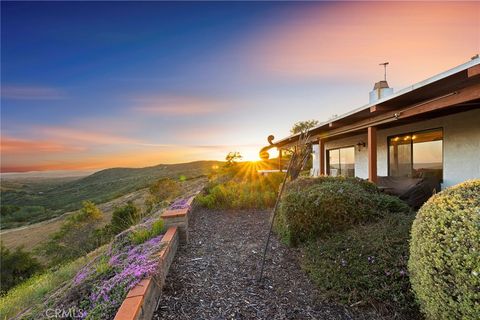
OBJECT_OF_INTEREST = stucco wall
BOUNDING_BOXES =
[314,108,480,188]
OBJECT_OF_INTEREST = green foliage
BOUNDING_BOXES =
[0,248,102,319]
[151,219,165,236]
[0,244,43,294]
[276,177,408,245]
[39,201,105,265]
[0,206,50,229]
[303,213,420,318]
[0,204,20,216]
[285,176,379,194]
[197,166,284,210]
[290,119,319,134]
[110,202,140,234]
[409,179,480,320]
[149,178,181,204]
[129,219,165,245]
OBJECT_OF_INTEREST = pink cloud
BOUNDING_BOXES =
[35,126,140,145]
[132,96,222,115]
[250,2,480,85]
[0,136,84,154]
[1,85,65,100]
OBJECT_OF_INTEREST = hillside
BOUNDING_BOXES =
[0,161,220,229]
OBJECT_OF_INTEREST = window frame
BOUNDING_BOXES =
[326,145,355,177]
[387,127,444,180]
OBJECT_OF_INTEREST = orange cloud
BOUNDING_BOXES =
[132,96,222,115]
[0,136,263,172]
[250,2,480,85]
[0,136,84,154]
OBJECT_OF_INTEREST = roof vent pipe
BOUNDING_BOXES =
[369,62,394,103]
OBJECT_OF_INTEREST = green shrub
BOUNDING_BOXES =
[0,205,20,216]
[130,218,165,245]
[110,202,140,234]
[39,201,105,265]
[0,244,43,294]
[303,213,420,318]
[149,178,181,202]
[276,177,405,245]
[285,176,379,194]
[0,247,103,319]
[197,170,284,210]
[150,219,165,236]
[375,193,411,214]
[409,179,480,320]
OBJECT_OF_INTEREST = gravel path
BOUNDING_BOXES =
[154,209,363,320]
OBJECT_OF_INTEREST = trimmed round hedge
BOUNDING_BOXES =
[276,177,411,245]
[409,179,480,320]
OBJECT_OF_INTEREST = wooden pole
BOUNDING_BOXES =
[368,126,378,183]
[278,148,282,171]
[319,139,325,175]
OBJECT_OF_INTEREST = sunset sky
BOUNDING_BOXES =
[1,1,479,172]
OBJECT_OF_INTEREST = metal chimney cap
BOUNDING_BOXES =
[373,80,390,90]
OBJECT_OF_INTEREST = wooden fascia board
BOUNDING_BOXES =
[312,82,480,140]
[467,64,480,78]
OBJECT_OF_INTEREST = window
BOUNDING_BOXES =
[388,128,443,180]
[327,146,355,177]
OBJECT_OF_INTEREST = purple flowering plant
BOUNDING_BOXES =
[34,197,193,319]
[37,214,167,319]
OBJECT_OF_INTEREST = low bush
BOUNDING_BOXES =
[149,178,181,202]
[0,204,20,216]
[197,164,284,210]
[0,248,102,319]
[130,219,165,245]
[285,176,379,194]
[0,244,43,294]
[303,213,420,318]
[409,179,480,320]
[39,201,105,265]
[110,202,141,234]
[276,177,410,245]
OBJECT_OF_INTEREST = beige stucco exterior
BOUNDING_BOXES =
[313,108,480,188]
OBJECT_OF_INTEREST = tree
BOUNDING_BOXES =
[225,151,242,166]
[1,244,42,294]
[290,120,319,134]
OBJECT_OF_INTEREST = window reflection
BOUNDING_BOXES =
[328,146,355,177]
[388,129,443,180]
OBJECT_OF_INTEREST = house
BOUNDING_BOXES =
[261,57,480,189]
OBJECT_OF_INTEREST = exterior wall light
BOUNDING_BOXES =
[356,142,366,151]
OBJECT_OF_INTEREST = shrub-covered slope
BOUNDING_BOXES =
[1,161,218,229]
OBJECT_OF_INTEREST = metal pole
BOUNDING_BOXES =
[258,154,295,283]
